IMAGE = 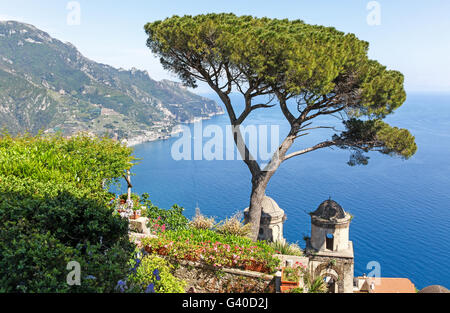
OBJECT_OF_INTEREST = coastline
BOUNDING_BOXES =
[122,110,224,147]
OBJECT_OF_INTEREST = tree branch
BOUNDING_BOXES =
[283,140,338,161]
[276,91,296,125]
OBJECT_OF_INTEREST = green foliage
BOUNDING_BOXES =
[303,272,328,293]
[307,277,328,293]
[270,241,303,256]
[128,255,186,293]
[288,287,304,293]
[0,133,135,191]
[141,193,189,231]
[282,267,301,282]
[0,223,76,293]
[161,227,274,253]
[337,118,418,165]
[0,134,135,292]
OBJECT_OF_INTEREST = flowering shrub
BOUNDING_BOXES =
[110,196,143,219]
[141,228,280,274]
[147,216,167,235]
[282,267,301,282]
[119,193,140,207]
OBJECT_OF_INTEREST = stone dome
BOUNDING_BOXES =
[311,199,349,222]
[244,196,286,221]
[243,196,286,242]
[261,196,285,217]
[418,285,450,293]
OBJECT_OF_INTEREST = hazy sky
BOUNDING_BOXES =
[1,0,449,93]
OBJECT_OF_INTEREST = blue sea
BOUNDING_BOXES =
[114,92,450,290]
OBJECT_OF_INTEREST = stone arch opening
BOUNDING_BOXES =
[322,273,338,293]
[314,263,344,293]
[326,233,334,251]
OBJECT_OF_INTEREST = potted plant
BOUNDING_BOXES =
[281,285,299,293]
[129,209,141,220]
[281,267,301,288]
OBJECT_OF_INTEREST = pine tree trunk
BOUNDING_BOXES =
[245,133,296,241]
[246,175,270,241]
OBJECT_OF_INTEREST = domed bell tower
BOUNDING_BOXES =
[310,199,352,252]
[306,199,354,293]
[244,196,287,243]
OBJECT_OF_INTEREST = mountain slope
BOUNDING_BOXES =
[0,20,223,144]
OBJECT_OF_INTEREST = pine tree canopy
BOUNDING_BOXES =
[145,13,417,165]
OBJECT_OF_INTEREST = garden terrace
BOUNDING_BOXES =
[140,228,281,274]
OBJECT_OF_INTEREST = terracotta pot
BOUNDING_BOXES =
[129,212,140,220]
[280,285,299,293]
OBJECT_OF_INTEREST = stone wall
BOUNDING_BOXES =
[308,254,354,293]
[166,258,276,293]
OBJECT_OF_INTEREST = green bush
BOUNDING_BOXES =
[188,213,216,230]
[160,227,275,254]
[0,133,136,292]
[269,241,304,256]
[128,255,186,293]
[141,193,188,231]
[215,213,252,237]
[0,222,77,293]
[0,133,135,191]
